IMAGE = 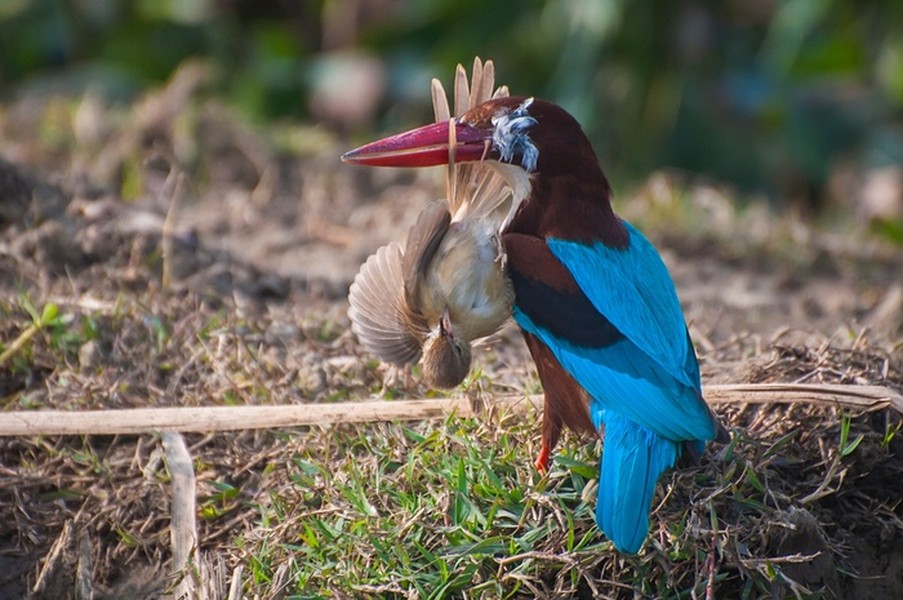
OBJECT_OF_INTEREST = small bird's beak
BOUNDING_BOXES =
[439,307,455,339]
[341,120,491,167]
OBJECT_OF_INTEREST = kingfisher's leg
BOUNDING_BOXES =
[522,332,589,473]
[536,402,563,473]
[535,444,551,473]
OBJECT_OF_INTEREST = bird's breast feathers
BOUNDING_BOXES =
[427,226,512,339]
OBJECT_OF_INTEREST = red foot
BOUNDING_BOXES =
[535,444,551,474]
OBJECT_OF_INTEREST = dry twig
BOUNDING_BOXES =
[0,383,898,437]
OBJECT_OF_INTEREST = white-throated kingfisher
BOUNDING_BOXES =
[343,93,728,553]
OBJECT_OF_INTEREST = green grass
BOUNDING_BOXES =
[243,415,614,598]
[216,386,903,600]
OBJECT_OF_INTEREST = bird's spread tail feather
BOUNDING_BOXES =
[596,414,680,554]
[431,58,513,226]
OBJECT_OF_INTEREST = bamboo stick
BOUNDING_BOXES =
[0,384,899,437]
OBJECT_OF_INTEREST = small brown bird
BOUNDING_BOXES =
[347,58,515,388]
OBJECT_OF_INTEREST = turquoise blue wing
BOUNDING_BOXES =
[547,221,698,390]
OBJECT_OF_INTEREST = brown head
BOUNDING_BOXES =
[420,309,471,388]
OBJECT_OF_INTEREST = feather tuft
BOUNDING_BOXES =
[491,98,539,172]
[431,58,514,224]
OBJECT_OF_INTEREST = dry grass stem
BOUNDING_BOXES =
[76,532,94,600]
[162,432,198,599]
[0,383,898,437]
[31,520,74,597]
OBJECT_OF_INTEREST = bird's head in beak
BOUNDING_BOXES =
[342,97,539,173]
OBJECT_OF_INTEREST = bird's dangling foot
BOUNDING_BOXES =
[535,443,551,474]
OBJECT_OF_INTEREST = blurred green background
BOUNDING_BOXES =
[1,0,901,215]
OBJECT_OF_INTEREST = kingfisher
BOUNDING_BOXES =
[343,94,728,553]
[347,59,515,388]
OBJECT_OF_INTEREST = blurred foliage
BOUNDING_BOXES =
[0,0,901,209]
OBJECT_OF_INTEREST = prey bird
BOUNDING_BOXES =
[343,94,728,553]
[347,58,515,388]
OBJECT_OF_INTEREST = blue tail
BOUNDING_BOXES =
[596,414,680,554]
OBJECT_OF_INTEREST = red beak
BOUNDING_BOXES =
[341,120,491,167]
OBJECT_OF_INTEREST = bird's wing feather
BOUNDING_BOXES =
[504,232,717,442]
[453,163,513,224]
[348,242,427,365]
[517,315,718,441]
[402,200,451,314]
[431,78,450,123]
[473,57,493,109]
[453,63,470,118]
[546,221,698,389]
